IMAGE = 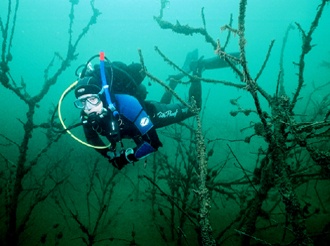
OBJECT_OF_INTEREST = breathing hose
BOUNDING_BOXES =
[57,80,110,149]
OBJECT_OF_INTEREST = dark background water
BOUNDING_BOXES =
[1,0,329,245]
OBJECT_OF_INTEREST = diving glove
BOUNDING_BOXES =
[108,148,135,170]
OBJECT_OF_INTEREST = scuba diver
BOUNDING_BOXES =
[69,50,237,170]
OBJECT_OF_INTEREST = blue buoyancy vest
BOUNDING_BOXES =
[114,94,153,135]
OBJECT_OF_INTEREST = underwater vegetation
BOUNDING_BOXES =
[1,0,330,246]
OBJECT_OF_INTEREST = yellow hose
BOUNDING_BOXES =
[58,81,110,149]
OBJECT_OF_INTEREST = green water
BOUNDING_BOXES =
[1,0,329,245]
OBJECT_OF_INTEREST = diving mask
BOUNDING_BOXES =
[74,94,101,109]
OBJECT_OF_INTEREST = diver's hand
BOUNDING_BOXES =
[109,148,135,170]
[107,149,120,161]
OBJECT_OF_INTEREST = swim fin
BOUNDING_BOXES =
[161,49,199,104]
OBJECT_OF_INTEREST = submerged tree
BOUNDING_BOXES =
[1,0,329,245]
[0,1,100,245]
[146,0,330,245]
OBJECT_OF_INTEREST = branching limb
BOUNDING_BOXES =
[154,46,246,90]
[278,24,295,98]
[143,175,198,227]
[227,144,258,194]
[221,14,234,51]
[139,49,196,114]
[154,16,217,49]
[238,0,272,143]
[255,40,275,82]
[290,0,329,112]
[194,113,216,246]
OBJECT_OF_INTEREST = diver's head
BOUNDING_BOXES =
[74,77,104,115]
[74,76,101,98]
